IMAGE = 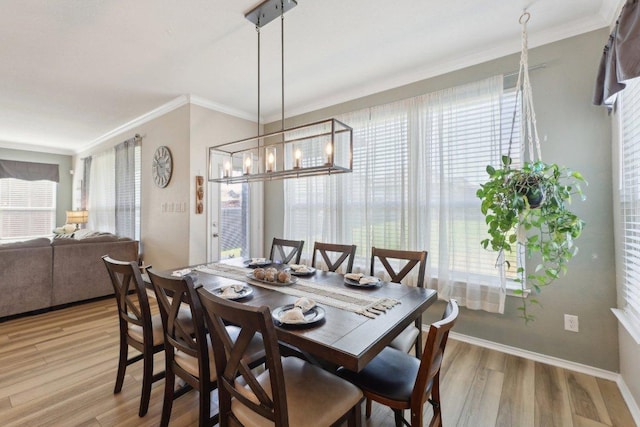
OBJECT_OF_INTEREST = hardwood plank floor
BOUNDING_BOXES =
[0,298,634,427]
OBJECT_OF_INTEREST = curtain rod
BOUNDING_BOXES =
[504,63,547,78]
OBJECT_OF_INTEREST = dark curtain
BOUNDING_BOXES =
[115,137,136,239]
[0,159,59,182]
[594,0,640,106]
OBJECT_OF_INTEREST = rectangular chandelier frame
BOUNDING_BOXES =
[208,118,353,184]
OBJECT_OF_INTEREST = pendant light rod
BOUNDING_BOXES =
[281,2,285,131]
[257,26,261,136]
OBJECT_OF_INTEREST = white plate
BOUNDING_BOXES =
[211,284,253,300]
[343,276,382,288]
[272,304,326,326]
[246,272,298,286]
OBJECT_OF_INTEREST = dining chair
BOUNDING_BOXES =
[311,241,357,273]
[147,268,215,427]
[269,237,304,264]
[337,300,459,427]
[102,255,164,417]
[197,287,363,427]
[370,247,428,358]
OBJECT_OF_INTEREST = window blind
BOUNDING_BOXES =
[619,77,640,330]
[0,178,56,240]
[284,76,521,299]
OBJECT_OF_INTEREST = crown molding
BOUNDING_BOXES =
[0,140,75,156]
[77,94,258,154]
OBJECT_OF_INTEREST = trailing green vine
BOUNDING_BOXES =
[476,155,586,322]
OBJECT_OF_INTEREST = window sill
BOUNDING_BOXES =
[611,308,640,344]
[506,281,531,298]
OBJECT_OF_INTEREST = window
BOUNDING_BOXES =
[284,76,519,313]
[616,77,640,339]
[0,178,57,241]
[85,138,141,240]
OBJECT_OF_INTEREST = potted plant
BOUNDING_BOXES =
[477,155,586,321]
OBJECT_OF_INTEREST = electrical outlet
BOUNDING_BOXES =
[564,314,579,332]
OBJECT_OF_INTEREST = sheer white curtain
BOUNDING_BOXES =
[87,148,116,233]
[284,75,510,314]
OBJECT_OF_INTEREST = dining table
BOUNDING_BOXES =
[166,257,438,372]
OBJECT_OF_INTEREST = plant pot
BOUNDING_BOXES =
[512,174,545,209]
[523,185,544,209]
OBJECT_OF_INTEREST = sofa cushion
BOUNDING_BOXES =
[0,237,51,250]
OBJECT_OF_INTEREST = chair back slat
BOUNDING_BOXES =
[370,247,428,287]
[311,242,357,273]
[148,270,210,378]
[270,238,304,264]
[102,256,150,333]
[198,289,289,426]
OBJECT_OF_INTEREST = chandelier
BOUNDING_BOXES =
[208,0,353,184]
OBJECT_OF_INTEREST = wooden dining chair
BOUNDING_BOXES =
[371,247,428,358]
[337,300,459,427]
[311,241,357,273]
[102,255,164,417]
[147,269,215,427]
[148,269,265,427]
[197,288,363,427]
[269,237,304,264]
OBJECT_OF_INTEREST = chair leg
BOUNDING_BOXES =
[428,373,442,427]
[198,383,211,427]
[393,409,404,427]
[138,348,154,417]
[114,336,128,393]
[365,397,372,418]
[347,401,361,427]
[160,369,175,427]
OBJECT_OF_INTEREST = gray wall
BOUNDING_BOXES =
[0,147,73,227]
[265,29,618,371]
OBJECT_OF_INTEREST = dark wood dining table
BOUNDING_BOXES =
[169,258,437,372]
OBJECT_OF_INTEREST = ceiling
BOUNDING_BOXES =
[0,0,621,155]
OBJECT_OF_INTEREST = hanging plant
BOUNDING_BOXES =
[476,12,587,322]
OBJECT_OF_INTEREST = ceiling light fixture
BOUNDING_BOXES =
[208,0,353,184]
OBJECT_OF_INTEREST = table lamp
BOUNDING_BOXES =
[66,210,89,230]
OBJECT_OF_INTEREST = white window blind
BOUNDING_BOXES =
[284,76,519,313]
[0,178,56,241]
[618,77,640,332]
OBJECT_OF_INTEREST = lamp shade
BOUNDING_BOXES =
[66,210,88,225]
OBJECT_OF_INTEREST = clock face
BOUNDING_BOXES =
[152,146,173,188]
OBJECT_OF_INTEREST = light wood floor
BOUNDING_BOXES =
[0,297,634,427]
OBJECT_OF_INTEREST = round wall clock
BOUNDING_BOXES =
[152,146,173,188]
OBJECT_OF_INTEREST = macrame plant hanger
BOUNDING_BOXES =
[507,11,543,165]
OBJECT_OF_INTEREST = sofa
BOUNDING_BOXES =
[0,233,138,318]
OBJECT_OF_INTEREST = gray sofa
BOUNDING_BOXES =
[0,234,138,318]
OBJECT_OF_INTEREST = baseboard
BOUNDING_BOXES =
[615,375,640,426]
[445,331,640,425]
[447,331,618,380]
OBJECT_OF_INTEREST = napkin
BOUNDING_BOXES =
[220,284,244,299]
[279,306,306,323]
[294,297,316,312]
[344,272,364,281]
[359,276,380,285]
[251,257,267,264]
[171,268,192,277]
[291,264,310,273]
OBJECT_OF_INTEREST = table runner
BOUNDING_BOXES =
[194,263,400,318]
